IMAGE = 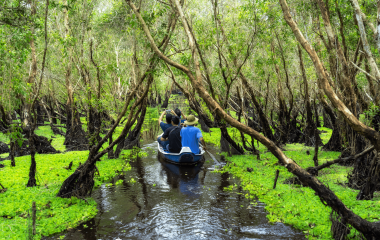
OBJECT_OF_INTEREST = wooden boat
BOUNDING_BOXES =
[157,135,205,165]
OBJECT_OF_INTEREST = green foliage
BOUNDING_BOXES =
[6,125,26,147]
[210,127,380,240]
[0,122,134,239]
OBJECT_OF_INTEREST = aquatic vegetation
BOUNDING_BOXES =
[0,148,132,239]
[218,129,380,239]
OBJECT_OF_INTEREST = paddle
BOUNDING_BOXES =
[205,150,221,166]
[200,145,222,167]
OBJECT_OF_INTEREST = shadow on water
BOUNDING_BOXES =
[45,140,306,240]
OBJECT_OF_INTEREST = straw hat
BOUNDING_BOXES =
[184,115,198,125]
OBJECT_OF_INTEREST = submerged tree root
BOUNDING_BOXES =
[330,211,350,240]
[57,162,96,198]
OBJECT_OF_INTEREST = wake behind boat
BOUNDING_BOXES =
[157,134,205,165]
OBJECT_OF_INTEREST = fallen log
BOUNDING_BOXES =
[307,146,375,176]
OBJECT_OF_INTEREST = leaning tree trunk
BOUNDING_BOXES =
[57,91,148,198]
[237,108,258,154]
[56,157,97,197]
[199,118,210,132]
[240,74,275,142]
[171,76,214,128]
[123,103,147,150]
[112,103,147,159]
[129,1,380,237]
[107,132,115,159]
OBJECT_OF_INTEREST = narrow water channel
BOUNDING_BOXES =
[47,140,305,240]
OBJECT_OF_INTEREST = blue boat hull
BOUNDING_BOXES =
[157,136,205,165]
[159,151,204,165]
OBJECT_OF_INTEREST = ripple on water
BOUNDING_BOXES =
[44,141,305,240]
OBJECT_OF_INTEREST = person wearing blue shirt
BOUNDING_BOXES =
[180,115,207,154]
[158,110,174,132]
[157,110,175,150]
[174,108,187,124]
[159,116,182,153]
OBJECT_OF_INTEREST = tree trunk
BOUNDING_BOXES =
[355,152,380,200]
[26,130,37,187]
[107,133,115,159]
[130,1,380,237]
[10,141,15,167]
[240,75,275,141]
[322,108,333,129]
[220,126,244,155]
[123,101,147,150]
[298,44,318,146]
[64,104,89,151]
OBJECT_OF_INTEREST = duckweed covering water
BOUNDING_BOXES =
[0,151,131,239]
[0,122,134,239]
[204,127,380,239]
[1,115,379,239]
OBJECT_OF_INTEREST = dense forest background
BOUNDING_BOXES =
[2,0,380,239]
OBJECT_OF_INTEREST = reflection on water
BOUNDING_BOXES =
[159,156,202,199]
[45,141,305,240]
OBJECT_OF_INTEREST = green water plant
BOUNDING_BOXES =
[0,148,132,239]
[221,147,380,239]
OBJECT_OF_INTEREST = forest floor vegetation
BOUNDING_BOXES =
[0,124,132,239]
[202,127,380,239]
[1,109,379,239]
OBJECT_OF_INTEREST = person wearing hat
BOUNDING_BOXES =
[180,115,207,154]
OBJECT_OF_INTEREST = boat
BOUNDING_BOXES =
[158,157,203,198]
[157,134,205,165]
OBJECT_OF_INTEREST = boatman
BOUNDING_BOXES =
[160,116,182,153]
[180,115,207,153]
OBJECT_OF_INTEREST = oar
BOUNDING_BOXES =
[201,147,223,168]
[205,150,220,165]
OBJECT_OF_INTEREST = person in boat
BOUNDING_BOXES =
[157,110,173,148]
[180,115,207,153]
[158,110,174,132]
[159,116,182,153]
[174,108,187,124]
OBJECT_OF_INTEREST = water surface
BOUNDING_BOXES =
[46,141,305,240]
